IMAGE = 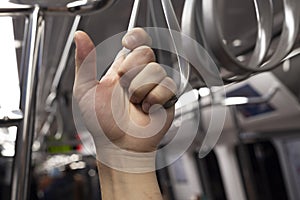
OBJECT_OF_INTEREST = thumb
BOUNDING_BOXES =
[74,30,97,85]
[74,31,97,101]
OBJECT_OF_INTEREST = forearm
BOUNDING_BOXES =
[97,161,163,200]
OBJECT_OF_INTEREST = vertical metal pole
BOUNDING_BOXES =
[10,6,43,200]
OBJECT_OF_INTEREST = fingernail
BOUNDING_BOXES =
[142,102,151,113]
[124,34,136,47]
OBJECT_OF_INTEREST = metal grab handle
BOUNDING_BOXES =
[201,0,273,75]
[181,0,272,83]
[259,0,300,71]
[126,0,190,96]
[183,0,300,82]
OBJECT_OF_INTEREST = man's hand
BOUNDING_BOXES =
[73,28,177,200]
[73,28,177,153]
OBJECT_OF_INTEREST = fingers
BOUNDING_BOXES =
[128,62,167,103]
[118,46,156,87]
[74,31,97,100]
[127,63,177,113]
[142,77,177,112]
[122,28,152,50]
[75,31,96,80]
[104,28,153,79]
[119,28,177,113]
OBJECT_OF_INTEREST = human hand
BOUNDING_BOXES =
[73,28,177,171]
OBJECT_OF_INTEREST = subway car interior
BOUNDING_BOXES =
[1,0,300,199]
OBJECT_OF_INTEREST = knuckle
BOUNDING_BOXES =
[163,77,177,94]
[149,62,166,76]
[136,46,155,61]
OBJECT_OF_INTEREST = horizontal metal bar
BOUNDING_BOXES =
[0,2,34,16]
[0,0,116,16]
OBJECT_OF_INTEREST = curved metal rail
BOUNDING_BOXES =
[182,0,300,81]
[202,0,273,74]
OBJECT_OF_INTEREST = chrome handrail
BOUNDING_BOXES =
[0,2,33,16]
[259,0,300,71]
[201,0,273,75]
[182,0,300,81]
[11,6,43,200]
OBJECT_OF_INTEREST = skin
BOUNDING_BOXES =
[73,28,176,200]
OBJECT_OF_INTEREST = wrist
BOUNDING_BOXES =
[97,161,163,200]
[95,144,157,173]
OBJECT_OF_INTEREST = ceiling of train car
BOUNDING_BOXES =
[8,0,300,153]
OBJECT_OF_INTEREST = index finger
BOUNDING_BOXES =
[122,28,152,50]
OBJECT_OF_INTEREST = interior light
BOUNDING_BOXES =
[223,97,249,106]
[199,87,210,97]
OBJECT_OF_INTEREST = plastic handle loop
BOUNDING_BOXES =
[126,0,190,97]
[160,0,190,96]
